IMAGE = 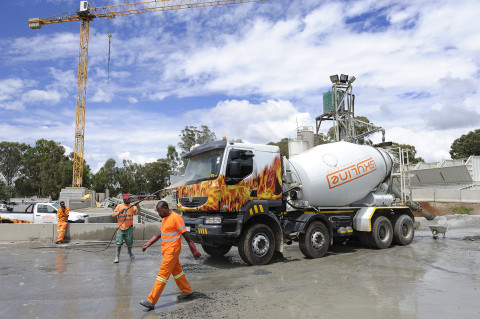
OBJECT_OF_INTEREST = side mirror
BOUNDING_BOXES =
[229,149,241,160]
[229,161,241,177]
[240,151,254,160]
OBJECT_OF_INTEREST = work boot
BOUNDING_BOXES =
[139,299,155,310]
[114,246,121,263]
[128,247,135,260]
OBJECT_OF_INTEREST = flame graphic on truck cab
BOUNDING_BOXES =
[178,155,282,213]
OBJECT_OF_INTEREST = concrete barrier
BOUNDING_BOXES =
[461,190,480,203]
[0,222,162,242]
[412,189,480,203]
[412,189,435,201]
[0,224,55,241]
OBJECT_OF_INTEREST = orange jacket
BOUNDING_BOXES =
[114,203,138,230]
[57,207,69,222]
[160,212,187,254]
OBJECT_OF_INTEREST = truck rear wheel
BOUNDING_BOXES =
[238,224,275,266]
[367,216,393,249]
[299,221,330,259]
[392,214,414,245]
[201,244,232,257]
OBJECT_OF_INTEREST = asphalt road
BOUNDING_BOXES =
[0,216,479,319]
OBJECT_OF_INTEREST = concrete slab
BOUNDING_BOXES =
[1,215,480,318]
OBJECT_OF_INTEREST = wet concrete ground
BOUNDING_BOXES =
[1,222,479,319]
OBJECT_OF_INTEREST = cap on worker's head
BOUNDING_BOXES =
[123,194,130,200]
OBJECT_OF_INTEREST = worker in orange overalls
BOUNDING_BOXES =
[56,201,69,244]
[139,200,201,311]
[112,194,140,263]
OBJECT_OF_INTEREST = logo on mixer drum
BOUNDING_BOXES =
[326,157,376,189]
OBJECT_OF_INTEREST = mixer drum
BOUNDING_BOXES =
[288,141,393,206]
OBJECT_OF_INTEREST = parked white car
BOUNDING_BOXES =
[0,202,88,223]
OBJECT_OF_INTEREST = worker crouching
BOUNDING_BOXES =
[139,200,201,311]
[112,194,140,263]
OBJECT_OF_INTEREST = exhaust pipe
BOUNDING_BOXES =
[392,185,436,220]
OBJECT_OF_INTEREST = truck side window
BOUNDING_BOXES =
[46,205,56,214]
[37,205,47,213]
[226,149,254,184]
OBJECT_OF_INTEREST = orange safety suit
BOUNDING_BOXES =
[56,206,69,242]
[147,212,192,305]
[114,203,138,230]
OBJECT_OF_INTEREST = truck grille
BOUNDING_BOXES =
[179,196,208,208]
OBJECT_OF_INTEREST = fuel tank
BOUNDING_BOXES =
[287,141,393,207]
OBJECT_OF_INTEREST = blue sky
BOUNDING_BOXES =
[1,0,479,173]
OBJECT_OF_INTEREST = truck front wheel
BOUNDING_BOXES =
[238,224,275,265]
[201,244,232,257]
[299,221,330,259]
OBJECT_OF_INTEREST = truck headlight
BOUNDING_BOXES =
[204,217,222,224]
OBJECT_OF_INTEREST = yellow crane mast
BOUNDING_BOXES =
[28,0,267,187]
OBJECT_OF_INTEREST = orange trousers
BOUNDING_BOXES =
[147,245,192,305]
[56,221,68,242]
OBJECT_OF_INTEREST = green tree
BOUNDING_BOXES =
[0,180,12,201]
[324,116,376,144]
[144,159,171,193]
[166,145,181,175]
[0,142,29,187]
[354,116,375,145]
[117,160,147,195]
[450,129,480,159]
[178,125,216,155]
[392,143,424,164]
[91,158,118,196]
[315,132,333,145]
[178,125,216,171]
[268,138,289,158]
[15,139,71,198]
[63,152,92,189]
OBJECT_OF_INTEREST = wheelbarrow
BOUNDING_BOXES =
[429,225,448,239]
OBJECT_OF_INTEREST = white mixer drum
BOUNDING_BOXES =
[288,141,393,206]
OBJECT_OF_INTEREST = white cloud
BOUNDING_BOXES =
[22,89,61,103]
[2,0,480,174]
[184,99,311,143]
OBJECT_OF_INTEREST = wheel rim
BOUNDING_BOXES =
[379,225,390,242]
[310,229,325,249]
[252,233,269,257]
[402,223,409,236]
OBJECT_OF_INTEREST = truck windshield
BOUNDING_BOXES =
[184,149,224,185]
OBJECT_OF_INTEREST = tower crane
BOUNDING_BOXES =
[28,0,267,187]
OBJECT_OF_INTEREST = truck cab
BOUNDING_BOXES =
[178,139,284,261]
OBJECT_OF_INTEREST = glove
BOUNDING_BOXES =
[188,241,201,260]
[142,235,160,252]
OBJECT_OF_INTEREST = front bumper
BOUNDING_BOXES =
[182,213,243,244]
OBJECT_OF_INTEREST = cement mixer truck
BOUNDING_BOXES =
[177,138,428,265]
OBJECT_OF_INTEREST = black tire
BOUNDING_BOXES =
[299,221,330,259]
[392,214,414,245]
[201,244,232,257]
[367,216,393,249]
[238,224,275,266]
